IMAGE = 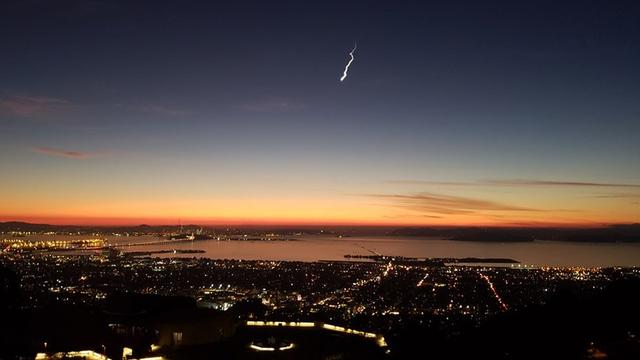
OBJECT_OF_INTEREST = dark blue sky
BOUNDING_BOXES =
[1,0,639,225]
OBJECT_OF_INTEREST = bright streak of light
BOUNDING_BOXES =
[416,272,429,287]
[249,343,295,352]
[340,42,357,81]
[246,321,314,327]
[382,261,393,277]
[479,272,508,311]
[250,344,275,352]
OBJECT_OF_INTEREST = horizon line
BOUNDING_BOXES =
[0,218,632,229]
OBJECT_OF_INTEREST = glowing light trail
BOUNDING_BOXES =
[382,261,393,278]
[340,42,357,81]
[416,272,429,287]
[479,272,508,311]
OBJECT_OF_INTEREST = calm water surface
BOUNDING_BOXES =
[117,235,640,267]
[8,234,640,267]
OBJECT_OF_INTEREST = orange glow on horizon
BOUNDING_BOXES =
[0,213,625,228]
[1,181,636,228]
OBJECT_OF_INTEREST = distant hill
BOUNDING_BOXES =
[0,221,370,236]
[0,221,174,234]
[1,221,638,242]
[449,231,533,242]
[389,224,640,243]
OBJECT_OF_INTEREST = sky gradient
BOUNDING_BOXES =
[1,0,639,226]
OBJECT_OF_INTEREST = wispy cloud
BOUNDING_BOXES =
[0,95,72,117]
[237,97,304,112]
[113,103,190,116]
[137,105,190,116]
[485,179,640,188]
[387,180,472,186]
[31,147,95,159]
[388,179,640,188]
[366,192,542,216]
[586,193,640,199]
[383,213,443,219]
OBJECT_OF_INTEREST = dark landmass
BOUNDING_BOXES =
[449,231,533,242]
[0,221,375,236]
[344,254,519,265]
[124,249,206,257]
[1,221,639,243]
[390,224,640,243]
[168,234,215,241]
[456,257,520,264]
[393,278,640,360]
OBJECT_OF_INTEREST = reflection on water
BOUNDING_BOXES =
[6,234,640,267]
[119,235,640,267]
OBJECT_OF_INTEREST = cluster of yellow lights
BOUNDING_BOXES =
[34,350,163,360]
[321,323,377,338]
[245,321,388,347]
[35,350,109,360]
[3,238,104,251]
[246,321,315,327]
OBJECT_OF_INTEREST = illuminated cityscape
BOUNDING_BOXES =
[2,226,639,358]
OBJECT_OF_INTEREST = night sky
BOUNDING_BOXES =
[1,0,639,226]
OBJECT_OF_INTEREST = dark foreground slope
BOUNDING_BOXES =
[390,279,640,359]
